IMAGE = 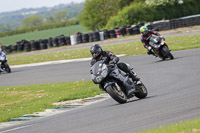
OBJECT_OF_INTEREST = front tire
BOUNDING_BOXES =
[4,63,11,73]
[135,83,148,99]
[106,84,127,104]
[162,46,174,60]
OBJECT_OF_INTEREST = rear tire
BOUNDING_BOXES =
[106,84,127,104]
[135,83,148,99]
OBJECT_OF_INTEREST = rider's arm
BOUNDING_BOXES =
[107,51,119,64]
[141,38,148,49]
[150,30,161,37]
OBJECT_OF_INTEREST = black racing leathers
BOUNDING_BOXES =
[141,30,161,48]
[90,51,139,82]
[141,30,161,56]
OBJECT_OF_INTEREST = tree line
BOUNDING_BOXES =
[79,0,200,31]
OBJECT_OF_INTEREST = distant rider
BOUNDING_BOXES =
[90,44,141,85]
[0,48,5,72]
[140,26,163,57]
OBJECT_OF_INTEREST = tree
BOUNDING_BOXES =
[54,11,68,22]
[21,16,43,28]
[46,16,55,23]
[79,0,133,31]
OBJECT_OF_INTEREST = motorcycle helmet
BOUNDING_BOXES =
[90,44,103,59]
[140,26,148,35]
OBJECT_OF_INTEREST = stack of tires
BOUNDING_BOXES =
[65,36,71,45]
[30,40,40,51]
[115,29,122,38]
[89,32,94,42]
[93,32,100,42]
[47,37,53,48]
[109,29,116,38]
[24,42,31,52]
[52,37,59,47]
[103,30,110,40]
[82,34,89,43]
[126,27,134,35]
[11,45,18,52]
[76,33,83,44]
[120,26,127,36]
[40,39,48,50]
[58,35,66,46]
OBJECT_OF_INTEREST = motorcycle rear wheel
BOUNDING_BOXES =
[106,84,127,104]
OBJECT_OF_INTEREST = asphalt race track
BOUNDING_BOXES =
[0,48,200,133]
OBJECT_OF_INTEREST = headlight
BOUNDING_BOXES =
[0,57,5,61]
[101,69,108,78]
[92,69,108,83]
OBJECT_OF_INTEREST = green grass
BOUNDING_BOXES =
[7,34,200,65]
[139,118,200,133]
[0,81,103,122]
[0,25,88,46]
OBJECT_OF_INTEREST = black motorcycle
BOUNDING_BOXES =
[0,52,11,74]
[91,60,147,104]
[148,35,174,60]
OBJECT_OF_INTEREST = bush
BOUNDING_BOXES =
[105,0,200,29]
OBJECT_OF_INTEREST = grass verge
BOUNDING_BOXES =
[139,118,200,133]
[0,81,103,122]
[8,33,200,65]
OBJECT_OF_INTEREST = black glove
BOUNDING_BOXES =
[102,57,107,63]
[109,60,116,65]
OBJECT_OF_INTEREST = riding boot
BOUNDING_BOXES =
[129,72,142,85]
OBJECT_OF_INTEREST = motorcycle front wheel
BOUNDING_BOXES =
[106,84,127,104]
[4,63,11,73]
[135,83,148,99]
[162,46,174,60]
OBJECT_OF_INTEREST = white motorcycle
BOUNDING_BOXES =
[0,52,11,74]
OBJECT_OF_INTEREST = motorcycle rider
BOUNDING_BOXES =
[0,48,5,72]
[140,26,163,57]
[90,44,141,96]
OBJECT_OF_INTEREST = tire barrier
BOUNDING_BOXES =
[115,29,122,38]
[109,29,116,38]
[93,32,100,42]
[2,15,200,54]
[24,42,31,52]
[89,32,94,42]
[52,37,59,47]
[82,33,89,43]
[120,26,127,36]
[65,36,71,45]
[47,37,53,48]
[40,39,48,50]
[126,27,134,35]
[132,27,140,35]
[77,33,83,44]
[58,35,66,46]
[103,30,110,40]
[11,45,17,52]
